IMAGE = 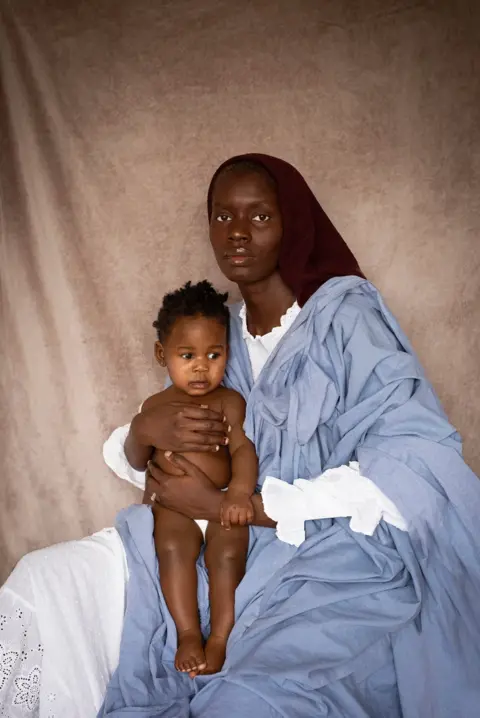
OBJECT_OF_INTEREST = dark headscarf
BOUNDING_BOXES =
[207,153,365,307]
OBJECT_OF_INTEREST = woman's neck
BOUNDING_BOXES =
[239,273,296,337]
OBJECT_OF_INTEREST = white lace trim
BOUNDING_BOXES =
[239,301,301,341]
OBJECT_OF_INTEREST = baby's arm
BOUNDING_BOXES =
[124,393,163,471]
[221,391,258,529]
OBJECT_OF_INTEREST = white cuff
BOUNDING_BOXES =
[103,424,146,490]
[262,462,407,547]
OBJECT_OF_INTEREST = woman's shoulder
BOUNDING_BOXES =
[333,283,408,355]
[307,279,401,348]
[306,278,381,325]
[335,285,380,324]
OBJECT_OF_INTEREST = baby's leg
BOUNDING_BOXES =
[202,522,249,674]
[153,505,205,677]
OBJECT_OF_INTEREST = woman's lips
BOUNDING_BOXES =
[225,254,254,265]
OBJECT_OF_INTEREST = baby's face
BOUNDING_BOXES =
[158,315,228,397]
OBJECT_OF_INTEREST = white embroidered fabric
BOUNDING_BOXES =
[0,568,43,717]
[0,529,128,717]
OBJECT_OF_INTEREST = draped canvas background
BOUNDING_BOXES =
[0,0,478,582]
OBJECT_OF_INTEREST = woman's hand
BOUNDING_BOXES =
[144,453,223,522]
[133,402,229,454]
[144,452,277,529]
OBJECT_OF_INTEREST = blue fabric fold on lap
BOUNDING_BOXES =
[98,277,480,717]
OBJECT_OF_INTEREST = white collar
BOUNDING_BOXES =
[239,301,301,341]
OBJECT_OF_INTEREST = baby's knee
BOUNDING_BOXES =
[157,531,201,561]
[205,535,247,567]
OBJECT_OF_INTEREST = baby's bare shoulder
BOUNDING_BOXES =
[219,387,246,409]
[141,386,176,412]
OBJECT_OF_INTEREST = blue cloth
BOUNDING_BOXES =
[98,276,480,717]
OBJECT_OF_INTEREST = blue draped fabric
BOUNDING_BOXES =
[99,276,480,717]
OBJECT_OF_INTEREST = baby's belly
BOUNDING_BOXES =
[153,446,231,489]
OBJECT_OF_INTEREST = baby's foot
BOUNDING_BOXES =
[200,634,228,675]
[175,630,206,679]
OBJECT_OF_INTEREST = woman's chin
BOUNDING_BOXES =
[221,265,266,286]
[222,266,254,282]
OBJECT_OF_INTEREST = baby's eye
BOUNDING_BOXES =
[207,352,220,360]
[216,214,232,223]
[252,213,271,222]
[180,353,194,360]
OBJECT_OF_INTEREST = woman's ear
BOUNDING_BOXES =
[155,341,166,367]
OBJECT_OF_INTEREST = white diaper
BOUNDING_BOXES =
[195,519,208,537]
[194,486,230,537]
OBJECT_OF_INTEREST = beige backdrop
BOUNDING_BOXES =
[0,0,479,582]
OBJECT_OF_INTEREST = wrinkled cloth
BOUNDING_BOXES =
[99,276,480,718]
[262,462,407,546]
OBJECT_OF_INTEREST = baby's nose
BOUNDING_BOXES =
[193,359,208,372]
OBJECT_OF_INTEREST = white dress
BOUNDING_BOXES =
[0,303,403,717]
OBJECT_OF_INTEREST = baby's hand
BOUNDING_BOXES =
[220,491,254,530]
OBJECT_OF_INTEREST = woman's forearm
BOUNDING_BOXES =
[251,494,276,528]
[195,489,275,528]
[144,455,276,528]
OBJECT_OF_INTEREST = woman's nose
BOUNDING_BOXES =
[228,218,251,243]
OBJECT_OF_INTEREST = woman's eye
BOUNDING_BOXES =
[216,214,231,223]
[180,353,193,360]
[207,352,220,360]
[253,213,271,222]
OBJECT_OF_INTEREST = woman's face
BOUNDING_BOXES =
[209,168,283,285]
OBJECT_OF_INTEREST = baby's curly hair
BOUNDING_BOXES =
[153,280,230,342]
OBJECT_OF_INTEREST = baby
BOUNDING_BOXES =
[128,281,258,678]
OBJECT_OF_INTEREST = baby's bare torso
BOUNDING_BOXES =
[147,384,233,489]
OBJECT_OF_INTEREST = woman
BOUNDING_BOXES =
[1,154,480,718]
